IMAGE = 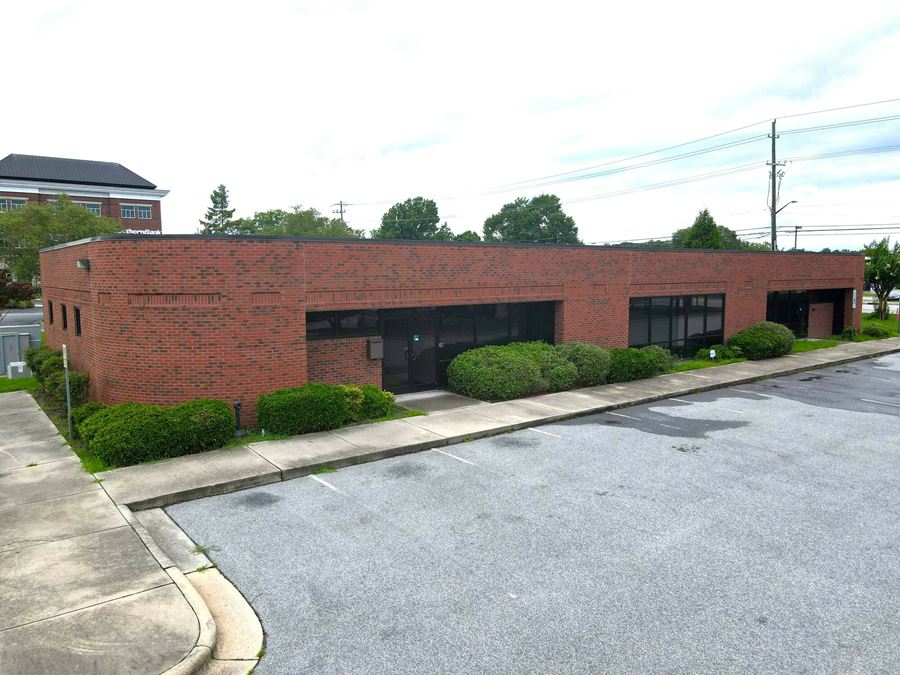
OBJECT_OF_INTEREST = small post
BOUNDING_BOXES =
[233,400,244,437]
[709,347,717,363]
[62,344,73,440]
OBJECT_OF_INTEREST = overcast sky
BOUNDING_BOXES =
[7,1,900,249]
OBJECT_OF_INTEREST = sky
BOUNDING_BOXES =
[5,1,900,250]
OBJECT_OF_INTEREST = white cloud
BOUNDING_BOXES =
[5,0,900,249]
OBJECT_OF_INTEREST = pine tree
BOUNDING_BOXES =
[198,184,235,234]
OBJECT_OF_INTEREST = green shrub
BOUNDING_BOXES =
[25,345,56,374]
[555,342,611,387]
[727,321,794,360]
[339,385,365,421]
[359,384,394,419]
[506,341,577,392]
[840,326,857,340]
[257,383,349,435]
[89,406,176,466]
[44,370,90,405]
[607,346,672,383]
[447,346,541,401]
[78,402,155,445]
[71,402,107,437]
[694,343,741,361]
[37,354,63,383]
[861,324,890,339]
[168,399,236,452]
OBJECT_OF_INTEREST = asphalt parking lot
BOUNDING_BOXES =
[167,354,900,674]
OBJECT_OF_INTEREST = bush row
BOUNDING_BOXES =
[727,321,794,360]
[447,341,619,401]
[76,399,235,467]
[24,346,89,406]
[257,382,395,435]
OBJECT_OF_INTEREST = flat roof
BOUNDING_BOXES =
[40,233,864,256]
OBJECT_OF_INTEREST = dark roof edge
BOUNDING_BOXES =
[39,233,865,256]
[0,176,159,190]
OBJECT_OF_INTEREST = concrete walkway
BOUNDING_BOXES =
[0,391,205,674]
[97,337,900,511]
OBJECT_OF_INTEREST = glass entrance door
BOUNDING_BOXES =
[380,309,437,393]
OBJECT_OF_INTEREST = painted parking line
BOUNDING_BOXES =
[669,397,745,414]
[309,475,344,493]
[860,398,900,408]
[731,388,774,397]
[657,423,681,430]
[607,412,641,421]
[434,449,477,465]
[527,427,562,439]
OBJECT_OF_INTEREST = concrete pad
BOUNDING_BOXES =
[0,525,170,628]
[187,568,263,660]
[330,418,445,453]
[0,584,198,675]
[0,457,97,509]
[0,490,125,552]
[394,390,486,414]
[0,424,61,452]
[525,390,612,413]
[97,446,282,509]
[135,507,212,573]
[201,659,260,674]
[404,408,513,439]
[0,436,71,472]
[249,431,361,479]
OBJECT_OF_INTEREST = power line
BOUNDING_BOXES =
[778,96,900,120]
[780,113,900,136]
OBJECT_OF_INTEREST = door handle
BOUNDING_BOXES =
[404,348,409,361]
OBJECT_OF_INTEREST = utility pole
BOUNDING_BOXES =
[331,201,348,222]
[767,120,785,252]
[793,225,802,250]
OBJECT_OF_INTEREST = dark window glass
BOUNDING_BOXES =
[336,310,379,337]
[48,301,54,325]
[61,305,68,330]
[687,296,706,338]
[306,312,335,339]
[628,298,649,346]
[475,304,510,345]
[672,297,686,344]
[649,297,671,344]
[509,304,525,340]
[766,291,808,337]
[706,295,724,333]
[74,307,82,336]
[438,310,476,360]
[523,302,555,343]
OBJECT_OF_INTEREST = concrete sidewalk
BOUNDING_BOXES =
[0,391,206,674]
[97,336,900,511]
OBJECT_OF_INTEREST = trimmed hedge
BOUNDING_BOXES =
[257,382,349,435]
[861,324,890,338]
[83,399,236,467]
[360,384,395,419]
[727,321,794,360]
[694,343,742,361]
[506,342,577,393]
[608,346,672,383]
[71,402,107,437]
[25,346,56,377]
[24,345,90,405]
[447,346,541,401]
[556,342,611,386]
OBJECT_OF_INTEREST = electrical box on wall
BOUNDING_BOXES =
[367,337,383,360]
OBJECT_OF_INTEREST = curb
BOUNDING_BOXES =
[117,340,900,511]
[117,504,217,675]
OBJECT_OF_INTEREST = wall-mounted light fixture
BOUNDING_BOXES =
[76,259,90,270]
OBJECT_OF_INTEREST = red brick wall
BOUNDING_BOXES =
[307,337,382,386]
[0,190,162,231]
[39,237,864,424]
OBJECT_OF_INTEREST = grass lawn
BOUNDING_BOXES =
[862,314,900,336]
[791,339,839,353]
[0,376,39,393]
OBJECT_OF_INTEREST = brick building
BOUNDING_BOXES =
[0,154,167,232]
[39,235,862,424]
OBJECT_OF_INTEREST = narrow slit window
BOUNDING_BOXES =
[74,307,82,336]
[62,305,68,330]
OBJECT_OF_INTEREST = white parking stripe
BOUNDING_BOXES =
[732,389,773,397]
[528,427,562,439]
[670,398,692,404]
[861,398,900,408]
[435,449,477,465]
[608,412,640,420]
[309,475,343,492]
[658,423,681,430]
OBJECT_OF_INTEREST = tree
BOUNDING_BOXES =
[233,206,362,238]
[454,230,482,242]
[482,194,580,245]
[673,209,722,249]
[0,195,119,283]
[198,184,235,234]
[372,197,441,240]
[864,238,900,319]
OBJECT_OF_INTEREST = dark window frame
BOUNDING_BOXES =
[61,304,68,331]
[48,301,54,325]
[628,293,726,354]
[306,309,381,340]
[74,307,82,336]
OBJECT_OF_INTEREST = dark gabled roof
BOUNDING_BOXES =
[0,154,157,189]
